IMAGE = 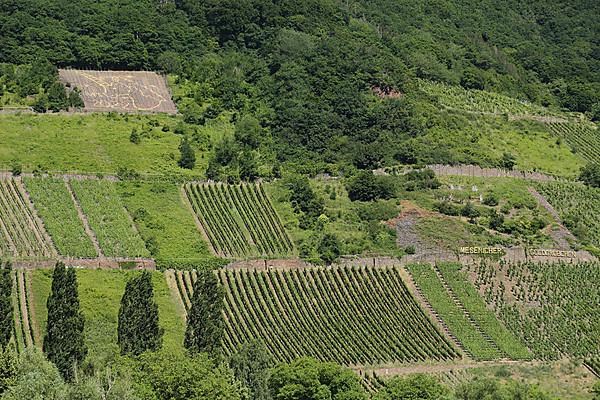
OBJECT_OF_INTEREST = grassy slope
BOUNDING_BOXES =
[421,114,585,177]
[0,113,232,175]
[404,176,556,249]
[30,269,185,366]
[116,181,213,263]
[265,178,400,258]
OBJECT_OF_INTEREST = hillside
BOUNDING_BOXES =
[0,0,599,399]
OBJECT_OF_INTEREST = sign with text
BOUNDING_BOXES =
[459,247,504,255]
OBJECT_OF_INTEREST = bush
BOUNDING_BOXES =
[318,233,342,265]
[579,163,600,188]
[461,202,480,219]
[346,171,395,202]
[435,201,460,216]
[403,169,441,191]
[482,192,499,206]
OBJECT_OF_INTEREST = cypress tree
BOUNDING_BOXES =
[118,271,163,356]
[184,270,224,355]
[0,261,13,349]
[178,136,196,169]
[43,262,87,381]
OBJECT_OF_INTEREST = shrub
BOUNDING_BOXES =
[346,171,395,202]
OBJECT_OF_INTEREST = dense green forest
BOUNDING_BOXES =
[1,0,599,175]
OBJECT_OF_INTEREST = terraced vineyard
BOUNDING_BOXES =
[184,183,294,258]
[70,180,149,257]
[406,263,530,360]
[11,269,37,353]
[436,263,530,359]
[419,80,557,116]
[536,181,600,247]
[0,178,55,259]
[171,266,460,365]
[468,260,600,361]
[547,122,600,163]
[25,178,97,258]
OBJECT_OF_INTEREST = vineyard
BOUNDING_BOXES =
[467,260,600,361]
[535,181,600,248]
[70,180,149,257]
[11,269,37,353]
[419,80,557,116]
[0,178,55,259]
[406,263,530,361]
[546,122,600,164]
[184,183,294,258]
[25,178,97,258]
[171,266,460,365]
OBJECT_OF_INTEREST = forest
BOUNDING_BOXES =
[1,0,599,176]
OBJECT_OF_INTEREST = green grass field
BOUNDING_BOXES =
[0,113,232,176]
[29,269,185,367]
[116,181,215,264]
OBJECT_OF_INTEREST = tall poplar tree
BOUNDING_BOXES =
[42,262,87,381]
[118,271,163,356]
[0,260,13,349]
[184,270,224,355]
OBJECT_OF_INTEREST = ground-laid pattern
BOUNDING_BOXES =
[172,266,460,366]
[184,183,294,258]
[59,69,177,113]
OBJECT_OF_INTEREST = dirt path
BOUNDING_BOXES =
[12,178,57,257]
[179,184,220,257]
[397,266,468,358]
[528,187,581,250]
[164,270,187,320]
[65,180,103,257]
[17,270,34,347]
[24,269,42,346]
[354,359,543,377]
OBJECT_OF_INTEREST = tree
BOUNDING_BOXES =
[0,345,17,395]
[178,137,196,169]
[238,150,259,181]
[229,340,273,400]
[234,115,262,149]
[129,128,141,144]
[46,82,69,112]
[42,262,87,382]
[318,233,342,265]
[0,261,13,349]
[373,374,448,400]
[499,152,516,170]
[2,348,66,400]
[68,89,84,109]
[346,171,395,202]
[118,271,163,356]
[579,163,600,188]
[268,357,367,400]
[132,351,242,400]
[184,270,224,355]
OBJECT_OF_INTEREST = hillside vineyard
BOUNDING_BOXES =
[1,0,600,396]
[172,266,460,364]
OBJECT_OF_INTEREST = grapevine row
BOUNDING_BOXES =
[0,178,54,258]
[184,183,294,258]
[174,266,459,366]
